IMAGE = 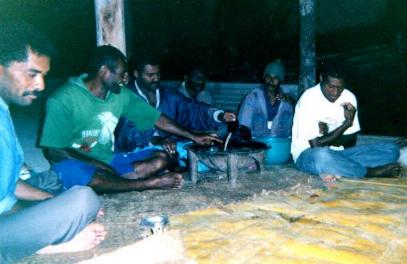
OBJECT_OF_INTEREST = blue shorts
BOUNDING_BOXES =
[52,147,160,189]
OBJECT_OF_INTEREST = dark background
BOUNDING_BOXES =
[1,0,406,136]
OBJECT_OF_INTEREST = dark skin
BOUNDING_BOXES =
[185,69,206,99]
[43,60,220,193]
[309,102,357,148]
[263,74,295,106]
[134,64,232,155]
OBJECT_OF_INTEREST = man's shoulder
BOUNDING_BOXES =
[341,89,357,99]
[162,87,188,101]
[335,89,357,105]
[297,84,321,103]
[245,87,263,99]
[50,76,85,99]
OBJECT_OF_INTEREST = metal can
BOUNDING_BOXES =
[140,215,169,234]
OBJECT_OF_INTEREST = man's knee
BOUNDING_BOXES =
[296,147,336,174]
[65,186,101,218]
[151,150,171,167]
[385,142,400,160]
[305,147,336,164]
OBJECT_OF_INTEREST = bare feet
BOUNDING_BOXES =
[320,174,341,190]
[37,223,106,254]
[320,174,341,183]
[366,163,401,178]
[147,172,183,189]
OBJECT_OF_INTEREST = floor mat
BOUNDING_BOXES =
[171,177,407,263]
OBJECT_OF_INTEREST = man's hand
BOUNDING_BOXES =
[318,121,329,135]
[15,180,53,201]
[191,132,222,146]
[151,136,177,155]
[341,102,356,126]
[222,112,236,122]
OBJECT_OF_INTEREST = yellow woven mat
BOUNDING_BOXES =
[171,178,407,263]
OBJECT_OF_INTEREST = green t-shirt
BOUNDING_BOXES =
[40,75,161,164]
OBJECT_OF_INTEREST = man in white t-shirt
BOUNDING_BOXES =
[291,61,401,182]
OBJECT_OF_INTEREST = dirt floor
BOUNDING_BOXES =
[20,164,324,264]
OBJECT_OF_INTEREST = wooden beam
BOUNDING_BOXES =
[299,0,316,93]
[94,0,127,56]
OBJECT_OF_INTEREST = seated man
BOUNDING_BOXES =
[291,60,401,182]
[0,23,105,263]
[40,45,219,193]
[114,56,235,157]
[238,60,294,138]
[178,68,213,105]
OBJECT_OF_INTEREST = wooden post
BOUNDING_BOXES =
[94,0,127,56]
[299,0,316,93]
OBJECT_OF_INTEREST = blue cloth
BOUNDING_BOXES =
[52,147,160,189]
[115,83,224,152]
[0,98,23,214]
[295,142,400,179]
[238,87,294,138]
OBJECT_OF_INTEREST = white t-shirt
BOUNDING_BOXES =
[291,84,360,162]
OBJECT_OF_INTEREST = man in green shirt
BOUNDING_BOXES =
[40,45,219,193]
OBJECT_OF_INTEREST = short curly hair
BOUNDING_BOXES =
[0,21,55,67]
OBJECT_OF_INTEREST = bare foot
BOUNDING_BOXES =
[366,163,401,178]
[37,223,106,254]
[147,172,183,189]
[320,174,340,183]
[320,174,341,190]
[97,208,104,218]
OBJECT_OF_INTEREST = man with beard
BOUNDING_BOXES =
[178,68,213,105]
[40,45,219,193]
[291,60,401,182]
[114,55,235,158]
[238,60,294,138]
[0,22,105,263]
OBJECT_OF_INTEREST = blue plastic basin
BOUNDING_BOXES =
[253,137,292,165]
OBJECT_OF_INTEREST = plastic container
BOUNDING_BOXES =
[253,137,292,165]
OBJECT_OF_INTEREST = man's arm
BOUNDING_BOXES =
[154,114,221,145]
[15,180,53,201]
[309,102,357,148]
[166,92,234,131]
[42,147,117,175]
[309,126,357,148]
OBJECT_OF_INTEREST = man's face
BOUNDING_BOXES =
[0,48,50,106]
[263,74,280,94]
[104,59,127,94]
[187,71,206,94]
[321,76,345,103]
[137,64,160,91]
